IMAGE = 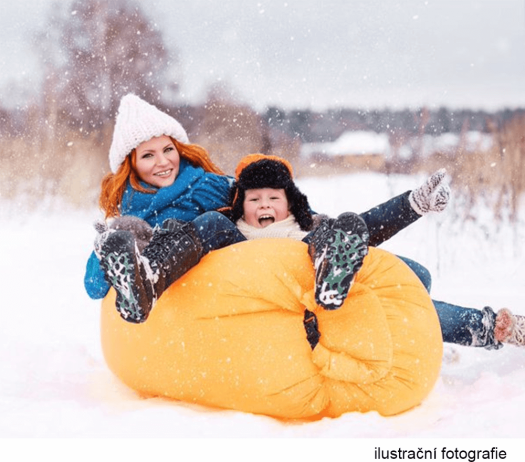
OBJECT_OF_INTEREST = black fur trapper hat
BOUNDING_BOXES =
[225,154,314,231]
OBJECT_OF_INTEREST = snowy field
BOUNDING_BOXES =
[1,172,525,457]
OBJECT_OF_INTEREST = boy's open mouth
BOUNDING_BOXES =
[258,215,275,227]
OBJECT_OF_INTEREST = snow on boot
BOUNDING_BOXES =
[94,216,153,258]
[496,308,525,346]
[308,212,370,310]
[140,219,204,303]
[100,230,158,323]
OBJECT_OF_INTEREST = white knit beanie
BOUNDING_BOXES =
[109,94,190,173]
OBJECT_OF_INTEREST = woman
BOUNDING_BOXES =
[86,93,524,349]
[84,94,232,299]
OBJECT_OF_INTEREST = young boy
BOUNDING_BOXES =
[218,154,371,310]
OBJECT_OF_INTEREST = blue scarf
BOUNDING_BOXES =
[120,158,232,227]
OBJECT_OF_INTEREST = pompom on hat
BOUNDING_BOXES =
[226,154,314,231]
[109,94,190,173]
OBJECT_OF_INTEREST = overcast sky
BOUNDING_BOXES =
[1,0,524,111]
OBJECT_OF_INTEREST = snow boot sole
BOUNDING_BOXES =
[100,230,154,323]
[309,212,369,310]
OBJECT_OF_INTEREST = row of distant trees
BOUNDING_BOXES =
[1,0,524,225]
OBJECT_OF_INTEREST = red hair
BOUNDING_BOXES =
[99,138,224,218]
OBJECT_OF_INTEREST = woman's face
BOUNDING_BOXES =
[243,188,290,228]
[134,135,180,188]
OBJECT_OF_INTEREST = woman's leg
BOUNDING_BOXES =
[397,256,502,349]
[433,302,501,349]
[396,256,432,292]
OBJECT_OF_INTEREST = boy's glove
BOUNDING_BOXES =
[409,168,450,215]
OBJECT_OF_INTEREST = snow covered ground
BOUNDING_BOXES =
[1,172,524,456]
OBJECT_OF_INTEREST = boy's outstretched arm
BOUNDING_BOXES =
[360,169,450,247]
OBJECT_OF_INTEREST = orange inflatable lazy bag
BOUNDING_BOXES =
[101,239,443,419]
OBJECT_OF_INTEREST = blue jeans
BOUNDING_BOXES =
[193,212,247,252]
[192,212,500,349]
[399,257,500,349]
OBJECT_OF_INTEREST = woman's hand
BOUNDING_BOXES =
[93,216,153,258]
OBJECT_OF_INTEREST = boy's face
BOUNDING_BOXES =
[243,188,290,228]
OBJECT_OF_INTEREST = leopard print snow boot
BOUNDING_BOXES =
[100,230,156,323]
[308,212,369,310]
[100,220,203,323]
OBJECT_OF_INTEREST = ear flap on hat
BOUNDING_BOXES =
[218,184,240,221]
[287,186,314,231]
[228,183,246,223]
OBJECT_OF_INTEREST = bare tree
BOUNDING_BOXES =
[38,0,178,133]
[191,83,268,174]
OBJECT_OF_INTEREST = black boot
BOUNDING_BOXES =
[141,219,204,299]
[100,230,156,323]
[100,220,203,323]
[308,212,369,310]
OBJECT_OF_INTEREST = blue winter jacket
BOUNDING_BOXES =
[84,158,233,299]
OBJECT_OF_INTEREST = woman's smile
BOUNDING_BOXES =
[134,135,180,188]
[154,169,174,177]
